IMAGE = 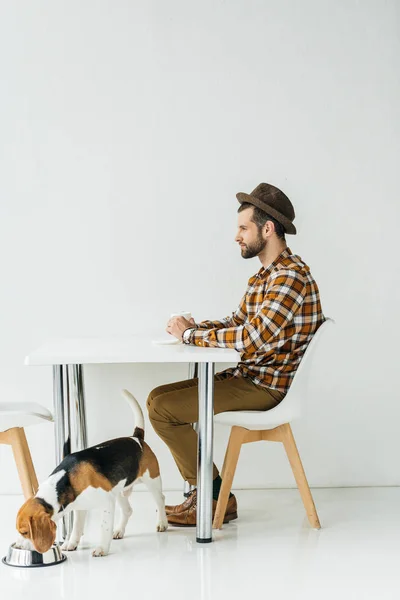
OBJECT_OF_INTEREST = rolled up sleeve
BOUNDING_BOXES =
[187,270,306,353]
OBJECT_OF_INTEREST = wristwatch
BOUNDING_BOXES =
[182,327,195,344]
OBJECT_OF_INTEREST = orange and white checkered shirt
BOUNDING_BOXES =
[183,247,325,393]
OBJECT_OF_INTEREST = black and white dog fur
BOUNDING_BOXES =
[16,389,168,557]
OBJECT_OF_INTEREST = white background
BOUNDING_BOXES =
[1,0,399,494]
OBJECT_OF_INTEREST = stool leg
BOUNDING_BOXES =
[10,428,35,499]
[19,429,39,494]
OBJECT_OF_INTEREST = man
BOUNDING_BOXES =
[147,183,325,526]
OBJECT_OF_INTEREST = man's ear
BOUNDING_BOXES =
[264,220,275,237]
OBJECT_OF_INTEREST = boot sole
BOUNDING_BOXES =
[167,512,238,527]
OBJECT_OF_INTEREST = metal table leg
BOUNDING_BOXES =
[71,365,88,451]
[196,362,214,543]
[52,364,88,540]
[53,365,72,539]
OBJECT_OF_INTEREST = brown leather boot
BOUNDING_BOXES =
[165,489,198,516]
[167,493,238,527]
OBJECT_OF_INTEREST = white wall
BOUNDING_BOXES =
[1,0,399,494]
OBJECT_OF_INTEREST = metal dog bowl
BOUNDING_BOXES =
[2,543,67,568]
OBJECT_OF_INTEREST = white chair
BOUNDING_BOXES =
[0,403,53,499]
[213,318,335,530]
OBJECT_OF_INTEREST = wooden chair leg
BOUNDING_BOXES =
[281,423,321,529]
[19,429,39,494]
[9,428,36,499]
[213,426,247,529]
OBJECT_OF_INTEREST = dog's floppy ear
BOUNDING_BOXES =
[28,513,56,554]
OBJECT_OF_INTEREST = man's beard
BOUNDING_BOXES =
[240,231,267,259]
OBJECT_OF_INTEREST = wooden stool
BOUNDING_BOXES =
[0,403,53,499]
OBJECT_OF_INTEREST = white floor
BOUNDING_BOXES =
[0,488,399,600]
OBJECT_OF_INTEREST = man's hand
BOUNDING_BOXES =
[166,316,196,341]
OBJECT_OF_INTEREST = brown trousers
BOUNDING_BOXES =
[147,373,285,485]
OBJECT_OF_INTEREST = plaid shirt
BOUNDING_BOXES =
[183,247,325,393]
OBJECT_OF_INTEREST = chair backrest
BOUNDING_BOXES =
[214,317,335,430]
[268,317,335,423]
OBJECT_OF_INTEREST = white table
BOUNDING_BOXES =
[25,335,239,543]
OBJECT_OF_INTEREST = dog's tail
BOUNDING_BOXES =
[121,389,145,441]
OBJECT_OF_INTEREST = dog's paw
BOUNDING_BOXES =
[157,521,168,532]
[113,529,125,540]
[92,547,107,557]
[60,540,69,551]
[61,541,78,552]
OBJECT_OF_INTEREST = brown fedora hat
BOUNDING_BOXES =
[236,183,297,235]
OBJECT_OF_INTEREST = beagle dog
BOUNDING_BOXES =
[16,389,168,557]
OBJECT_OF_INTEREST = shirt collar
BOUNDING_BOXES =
[256,246,292,279]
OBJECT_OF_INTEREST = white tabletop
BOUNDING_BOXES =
[25,335,240,366]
